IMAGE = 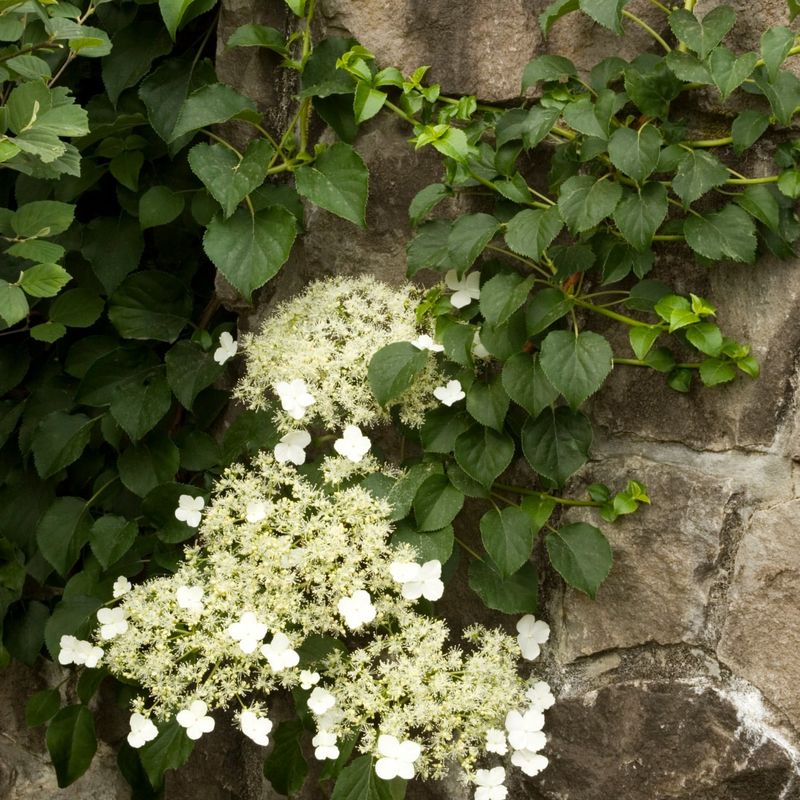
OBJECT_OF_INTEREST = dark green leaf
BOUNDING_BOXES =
[263,720,309,796]
[454,424,515,488]
[468,560,538,613]
[623,61,682,118]
[26,688,61,727]
[545,522,612,597]
[89,516,138,569]
[496,106,560,149]
[502,353,559,417]
[12,200,74,237]
[387,463,441,521]
[49,289,103,328]
[522,55,577,88]
[672,149,729,206]
[165,341,223,410]
[110,371,172,441]
[406,219,452,276]
[579,0,630,34]
[539,330,613,408]
[36,497,91,576]
[413,474,465,531]
[108,272,191,342]
[521,406,592,485]
[368,342,430,406]
[761,26,795,82]
[526,287,571,335]
[102,21,172,105]
[613,182,668,251]
[480,506,534,577]
[479,272,536,327]
[46,705,97,788]
[558,175,622,233]
[504,206,563,261]
[668,6,736,59]
[447,213,500,274]
[409,183,450,226]
[139,721,194,791]
[607,125,662,183]
[466,375,509,431]
[170,83,258,141]
[736,184,780,231]
[331,754,405,800]
[708,47,757,99]
[419,408,471,453]
[227,23,288,54]
[683,204,757,263]
[81,216,144,294]
[539,0,579,36]
[753,68,800,126]
[139,186,185,230]
[731,110,770,155]
[32,411,96,479]
[118,435,180,497]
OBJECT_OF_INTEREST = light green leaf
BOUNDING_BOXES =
[521,406,592,485]
[540,330,613,409]
[558,175,622,233]
[683,204,757,263]
[504,206,563,261]
[12,200,74,237]
[46,706,97,788]
[32,411,96,478]
[668,6,736,59]
[392,522,454,564]
[545,522,612,598]
[468,560,538,614]
[480,507,534,577]
[685,322,723,356]
[159,0,196,38]
[607,125,662,184]
[18,263,71,298]
[353,83,387,124]
[628,326,660,360]
[699,357,737,386]
[0,279,28,327]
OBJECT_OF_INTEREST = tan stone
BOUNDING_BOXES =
[718,499,800,729]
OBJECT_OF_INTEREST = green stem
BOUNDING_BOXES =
[494,483,602,507]
[201,129,243,158]
[614,357,701,369]
[572,296,658,328]
[385,99,417,125]
[725,175,779,185]
[622,9,672,53]
[684,136,733,148]
[485,245,553,279]
[455,536,483,562]
[652,234,685,241]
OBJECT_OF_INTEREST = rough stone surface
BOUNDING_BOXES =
[718,500,800,730]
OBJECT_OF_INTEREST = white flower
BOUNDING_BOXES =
[245,500,267,523]
[260,632,300,672]
[127,712,158,749]
[307,687,336,716]
[312,729,340,760]
[374,734,422,780]
[316,705,344,731]
[389,560,444,601]
[275,378,315,420]
[239,709,272,746]
[213,331,238,365]
[485,727,508,755]
[273,430,312,465]
[516,615,550,661]
[226,611,268,654]
[526,681,555,712]
[58,635,103,668]
[176,585,204,612]
[475,766,507,800]
[112,576,131,598]
[299,670,320,690]
[433,379,465,406]
[505,709,546,752]
[510,749,548,777]
[97,607,128,640]
[337,589,376,630]
[445,269,481,308]
[333,425,371,463]
[411,334,444,352]
[176,700,215,740]
[175,494,204,528]
[473,330,491,359]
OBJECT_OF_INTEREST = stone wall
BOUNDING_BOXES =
[4,1,800,798]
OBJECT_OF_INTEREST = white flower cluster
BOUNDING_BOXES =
[234,276,446,431]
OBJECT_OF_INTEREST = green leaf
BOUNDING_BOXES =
[628,326,660,360]
[170,83,258,141]
[110,371,172,441]
[4,601,48,665]
[49,289,103,328]
[539,0,579,35]
[504,206,563,262]
[0,282,29,327]
[263,720,309,796]
[685,322,723,356]
[607,125,662,184]
[468,560,538,614]
[454,424,515,488]
[480,506,534,577]
[558,175,622,233]
[36,497,91,576]
[672,149,729,206]
[479,272,536,327]
[579,0,630,34]
[294,142,368,227]
[18,263,70,298]
[118,435,180,497]
[623,61,681,118]
[447,213,500,274]
[387,464,440,521]
[708,47,758,99]
[731,110,770,155]
[77,347,160,406]
[753,68,800,126]
[26,688,61,727]
[13,200,74,237]
[413,474,465,531]
[761,26,795,82]
[353,83,387,124]
[665,50,712,83]
[466,375,509,432]
[419,408,471,453]
[32,411,96,479]
[699,357,737,386]
[46,705,97,788]
[139,721,194,791]
[368,342,430,406]
[526,287,571,335]
[82,216,144,295]
[165,340,223,410]
[522,55,577,88]
[613,183,668,251]
[227,23,288,54]
[144,482,204,543]
[331,754,405,800]
[502,353,559,417]
[406,219,452,276]
[203,206,297,299]
[496,106,560,149]
[108,272,190,342]
[668,6,736,60]
[736,184,780,230]
[392,522,454,566]
[540,330,613,409]
[89,516,138,569]
[684,204,757,263]
[408,183,450,226]
[563,96,608,139]
[139,186,185,230]
[545,522,612,598]
[521,406,592,485]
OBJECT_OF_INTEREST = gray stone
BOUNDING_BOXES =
[718,499,800,730]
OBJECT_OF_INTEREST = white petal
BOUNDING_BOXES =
[374,757,398,781]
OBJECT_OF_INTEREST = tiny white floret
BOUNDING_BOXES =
[127,712,158,749]
[273,430,312,465]
[97,607,128,640]
[433,379,465,406]
[333,425,371,463]
[516,615,550,661]
[274,379,315,420]
[411,334,444,352]
[337,589,376,630]
[312,729,339,760]
[474,766,507,800]
[175,494,204,528]
[112,576,131,598]
[226,611,268,654]
[239,709,273,746]
[374,734,422,781]
[176,700,215,740]
[260,632,300,672]
[445,270,481,308]
[213,331,238,365]
[245,500,267,523]
[176,585,204,612]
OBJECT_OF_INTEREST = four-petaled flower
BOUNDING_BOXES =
[274,430,312,465]
[299,670,320,690]
[516,615,550,661]
[239,709,272,746]
[445,270,481,308]
[433,379,465,406]
[226,611,268,654]
[485,727,508,756]
[58,635,103,668]
[510,749,548,777]
[127,712,158,749]
[275,379,315,420]
[177,700,215,740]
[307,687,336,716]
[112,576,131,598]
[245,501,267,523]
[213,331,238,365]
[176,585,204,612]
[333,425,371,463]
[411,334,444,352]
[505,709,546,752]
[374,734,422,780]
[175,494,204,528]
[474,766,507,800]
[97,607,128,640]
[312,730,339,760]
[526,680,555,711]
[389,560,444,601]
[337,589,376,629]
[260,632,300,672]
